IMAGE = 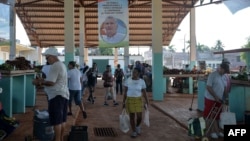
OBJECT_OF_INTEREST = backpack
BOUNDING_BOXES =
[115,69,124,81]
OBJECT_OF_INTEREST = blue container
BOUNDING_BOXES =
[33,112,54,141]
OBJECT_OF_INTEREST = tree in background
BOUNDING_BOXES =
[196,43,211,52]
[167,45,176,53]
[211,40,224,51]
[240,37,250,63]
[99,47,113,55]
[184,40,211,53]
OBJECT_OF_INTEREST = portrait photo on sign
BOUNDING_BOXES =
[100,16,127,44]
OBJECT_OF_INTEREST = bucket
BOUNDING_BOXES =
[33,111,54,141]
[245,111,250,125]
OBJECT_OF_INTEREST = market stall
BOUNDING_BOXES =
[163,67,206,94]
[0,57,36,117]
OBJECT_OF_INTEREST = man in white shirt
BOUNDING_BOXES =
[101,16,125,44]
[32,47,69,141]
[67,61,87,119]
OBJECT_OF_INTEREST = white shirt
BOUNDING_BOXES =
[205,71,226,100]
[44,61,69,100]
[68,68,82,90]
[41,65,51,78]
[102,32,125,44]
[124,77,146,97]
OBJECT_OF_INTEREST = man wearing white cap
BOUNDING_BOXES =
[32,47,69,141]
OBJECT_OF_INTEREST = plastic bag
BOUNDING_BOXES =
[219,105,236,129]
[119,109,130,133]
[144,105,150,127]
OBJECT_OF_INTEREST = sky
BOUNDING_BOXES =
[170,2,250,52]
[15,2,250,53]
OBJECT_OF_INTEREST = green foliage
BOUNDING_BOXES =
[240,37,250,62]
[99,47,113,55]
[211,40,224,51]
[167,45,176,52]
[196,43,211,52]
[0,63,14,71]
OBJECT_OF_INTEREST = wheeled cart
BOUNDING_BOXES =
[201,102,223,141]
[188,102,223,141]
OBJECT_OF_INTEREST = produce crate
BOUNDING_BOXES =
[68,126,88,141]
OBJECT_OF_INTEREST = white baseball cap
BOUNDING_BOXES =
[43,48,59,56]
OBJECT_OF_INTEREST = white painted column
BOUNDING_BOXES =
[9,2,16,60]
[64,0,75,65]
[79,7,85,67]
[152,0,163,100]
[189,8,196,94]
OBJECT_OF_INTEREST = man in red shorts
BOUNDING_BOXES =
[203,63,229,139]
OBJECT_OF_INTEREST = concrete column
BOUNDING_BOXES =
[152,0,163,101]
[124,47,129,71]
[189,8,196,94]
[190,8,196,63]
[9,3,16,60]
[38,47,42,65]
[84,48,88,64]
[114,47,118,67]
[64,0,75,65]
[79,7,85,67]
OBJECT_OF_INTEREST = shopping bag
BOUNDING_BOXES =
[143,105,150,127]
[119,109,130,133]
[219,105,236,129]
[188,117,206,138]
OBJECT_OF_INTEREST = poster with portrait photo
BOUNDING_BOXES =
[98,0,129,48]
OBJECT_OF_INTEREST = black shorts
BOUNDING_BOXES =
[48,95,68,126]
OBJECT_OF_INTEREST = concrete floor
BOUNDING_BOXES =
[3,80,224,141]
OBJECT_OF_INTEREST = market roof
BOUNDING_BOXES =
[14,0,204,48]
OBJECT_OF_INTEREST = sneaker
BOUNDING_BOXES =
[113,102,119,106]
[210,133,218,139]
[131,132,137,138]
[104,103,109,106]
[135,126,141,134]
[91,99,95,104]
[87,99,91,103]
[217,132,224,137]
[82,111,87,119]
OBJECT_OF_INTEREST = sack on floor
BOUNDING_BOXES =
[143,105,150,127]
[188,117,206,138]
[119,109,130,133]
[219,105,236,129]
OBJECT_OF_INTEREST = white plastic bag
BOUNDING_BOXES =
[119,109,130,133]
[144,105,150,127]
[219,105,236,129]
